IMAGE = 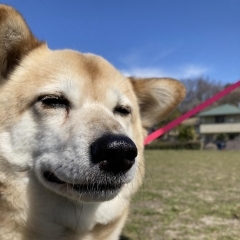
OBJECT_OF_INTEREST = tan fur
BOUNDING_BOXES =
[0,5,185,240]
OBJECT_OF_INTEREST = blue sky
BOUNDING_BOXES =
[3,0,240,83]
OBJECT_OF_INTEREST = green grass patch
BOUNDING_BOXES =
[121,150,240,240]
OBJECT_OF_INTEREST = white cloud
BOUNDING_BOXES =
[120,46,209,80]
[122,67,168,78]
[122,65,208,79]
[180,65,208,79]
[120,46,175,67]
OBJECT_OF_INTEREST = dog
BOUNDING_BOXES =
[0,5,185,240]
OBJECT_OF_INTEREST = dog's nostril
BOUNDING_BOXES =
[90,134,137,173]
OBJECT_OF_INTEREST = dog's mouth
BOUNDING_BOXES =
[43,171,122,193]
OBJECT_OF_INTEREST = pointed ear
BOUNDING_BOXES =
[0,5,43,80]
[130,77,186,129]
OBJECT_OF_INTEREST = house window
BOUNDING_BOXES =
[215,115,225,123]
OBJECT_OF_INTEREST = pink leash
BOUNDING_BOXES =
[144,80,240,145]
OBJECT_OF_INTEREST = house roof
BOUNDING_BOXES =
[198,104,240,117]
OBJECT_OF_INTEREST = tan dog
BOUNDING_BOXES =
[0,5,185,240]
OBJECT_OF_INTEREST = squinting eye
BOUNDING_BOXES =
[38,95,70,109]
[114,106,131,116]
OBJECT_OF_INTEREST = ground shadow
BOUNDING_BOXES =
[120,235,131,240]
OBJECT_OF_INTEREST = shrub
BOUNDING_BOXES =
[178,125,196,142]
[145,141,201,150]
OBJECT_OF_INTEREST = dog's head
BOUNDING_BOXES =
[0,5,185,203]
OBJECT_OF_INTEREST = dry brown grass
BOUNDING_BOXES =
[121,150,240,240]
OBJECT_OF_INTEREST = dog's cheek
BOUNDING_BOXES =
[0,113,38,170]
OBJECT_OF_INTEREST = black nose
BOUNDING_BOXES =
[90,134,137,174]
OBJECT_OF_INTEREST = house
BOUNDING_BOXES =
[198,104,240,142]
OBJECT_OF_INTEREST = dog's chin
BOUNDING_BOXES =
[39,171,123,202]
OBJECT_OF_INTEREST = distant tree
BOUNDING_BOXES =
[218,86,240,107]
[179,78,223,113]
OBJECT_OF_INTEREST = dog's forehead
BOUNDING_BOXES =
[24,48,132,96]
[38,49,125,83]
[8,47,135,106]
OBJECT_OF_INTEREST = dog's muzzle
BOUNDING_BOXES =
[40,133,138,201]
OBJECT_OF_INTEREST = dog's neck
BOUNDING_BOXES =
[26,175,101,237]
[4,171,126,239]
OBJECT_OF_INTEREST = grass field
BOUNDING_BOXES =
[121,150,240,240]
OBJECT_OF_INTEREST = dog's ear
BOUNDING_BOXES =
[130,77,186,129]
[0,5,43,80]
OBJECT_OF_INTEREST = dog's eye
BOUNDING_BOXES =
[114,106,131,116]
[38,95,70,109]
